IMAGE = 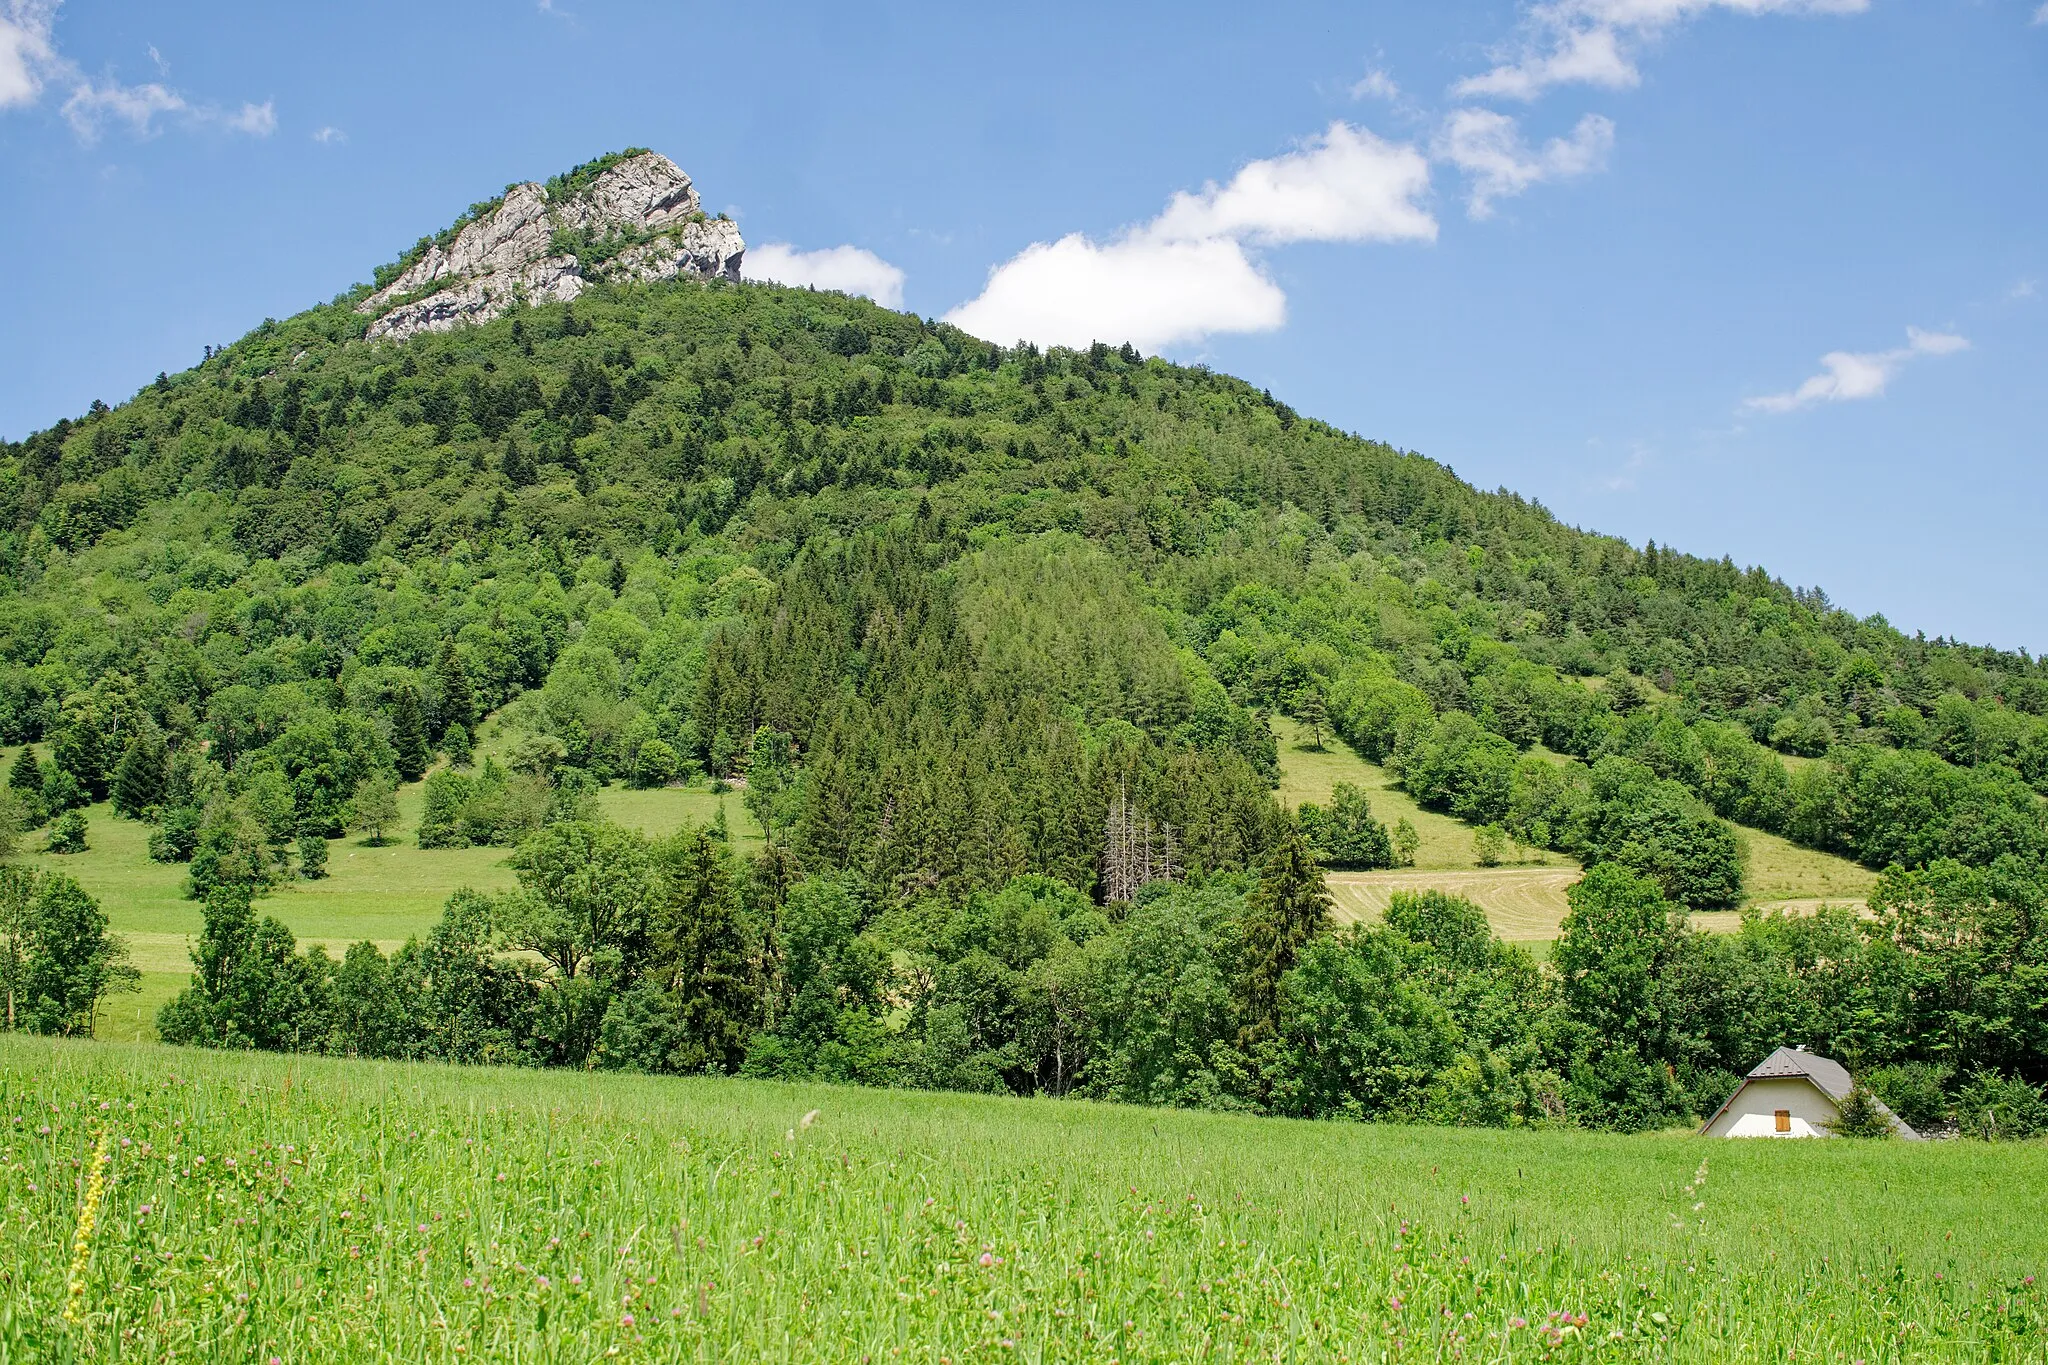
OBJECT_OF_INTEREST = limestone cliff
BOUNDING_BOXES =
[357,151,744,343]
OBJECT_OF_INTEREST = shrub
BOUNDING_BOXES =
[1297,783,1393,869]
[1863,1062,1952,1133]
[148,805,203,863]
[632,738,680,789]
[1826,1084,1898,1139]
[1955,1072,2048,1141]
[298,830,329,880]
[44,810,87,854]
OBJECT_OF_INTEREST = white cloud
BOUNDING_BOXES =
[0,1,56,108]
[946,235,1286,352]
[2035,3,2048,24]
[745,243,907,309]
[222,100,274,135]
[1435,108,1614,217]
[1456,0,1868,101]
[312,124,346,145]
[1350,67,1400,101]
[946,122,1434,351]
[1150,122,1436,246]
[3,3,275,142]
[2011,278,2039,301]
[1746,327,1968,413]
[62,78,183,140]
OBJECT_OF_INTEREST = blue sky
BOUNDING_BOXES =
[2,0,2044,649]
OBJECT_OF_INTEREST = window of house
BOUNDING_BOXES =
[1774,1110,1791,1133]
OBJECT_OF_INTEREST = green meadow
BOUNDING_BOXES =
[9,746,764,1044]
[19,717,1880,1044]
[0,1037,2040,1362]
[1270,718,1874,946]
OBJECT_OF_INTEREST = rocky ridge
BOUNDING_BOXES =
[357,151,744,343]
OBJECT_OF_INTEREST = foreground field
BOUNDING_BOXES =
[0,1039,2039,1362]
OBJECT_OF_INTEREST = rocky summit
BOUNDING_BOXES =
[356,150,744,343]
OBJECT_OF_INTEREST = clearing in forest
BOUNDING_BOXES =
[8,731,763,1044]
[1271,716,1877,943]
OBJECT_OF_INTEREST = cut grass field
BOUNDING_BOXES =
[1,1037,2040,1362]
[1272,718,1877,946]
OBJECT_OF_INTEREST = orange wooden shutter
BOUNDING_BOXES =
[1774,1110,1790,1133]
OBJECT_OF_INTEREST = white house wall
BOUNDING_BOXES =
[1704,1077,1839,1138]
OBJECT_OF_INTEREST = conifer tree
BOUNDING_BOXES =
[500,435,535,487]
[1295,689,1330,750]
[657,828,760,1072]
[8,745,42,798]
[433,641,475,737]
[110,733,168,819]
[1235,823,1331,1054]
[391,689,430,782]
[8,746,44,826]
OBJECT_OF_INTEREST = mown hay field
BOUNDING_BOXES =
[1275,721,1876,946]
[0,1039,2040,1362]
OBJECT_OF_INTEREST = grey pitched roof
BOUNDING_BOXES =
[1697,1046,1925,1140]
[1748,1046,1855,1101]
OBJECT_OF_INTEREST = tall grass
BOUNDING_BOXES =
[0,1038,2039,1361]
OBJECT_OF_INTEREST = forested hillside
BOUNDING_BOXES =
[0,156,2043,1132]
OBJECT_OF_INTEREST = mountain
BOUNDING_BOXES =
[358,149,745,343]
[1,149,2044,1123]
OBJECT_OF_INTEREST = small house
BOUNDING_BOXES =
[1699,1046,1921,1139]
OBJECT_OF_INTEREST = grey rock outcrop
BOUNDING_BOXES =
[357,152,743,343]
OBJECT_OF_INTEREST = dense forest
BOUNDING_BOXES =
[0,162,2044,1134]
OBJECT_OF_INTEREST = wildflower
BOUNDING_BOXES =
[979,1252,994,1267]
[621,1313,635,1327]
[61,1127,114,1325]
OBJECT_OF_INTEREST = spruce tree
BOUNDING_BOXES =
[433,641,475,737]
[8,746,44,826]
[500,436,535,487]
[1235,824,1331,1053]
[391,689,430,782]
[110,734,168,819]
[657,828,761,1073]
[8,745,42,798]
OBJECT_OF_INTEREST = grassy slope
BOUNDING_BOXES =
[14,747,764,1043]
[1,1037,2038,1362]
[21,716,1874,1040]
[1270,718,1875,943]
